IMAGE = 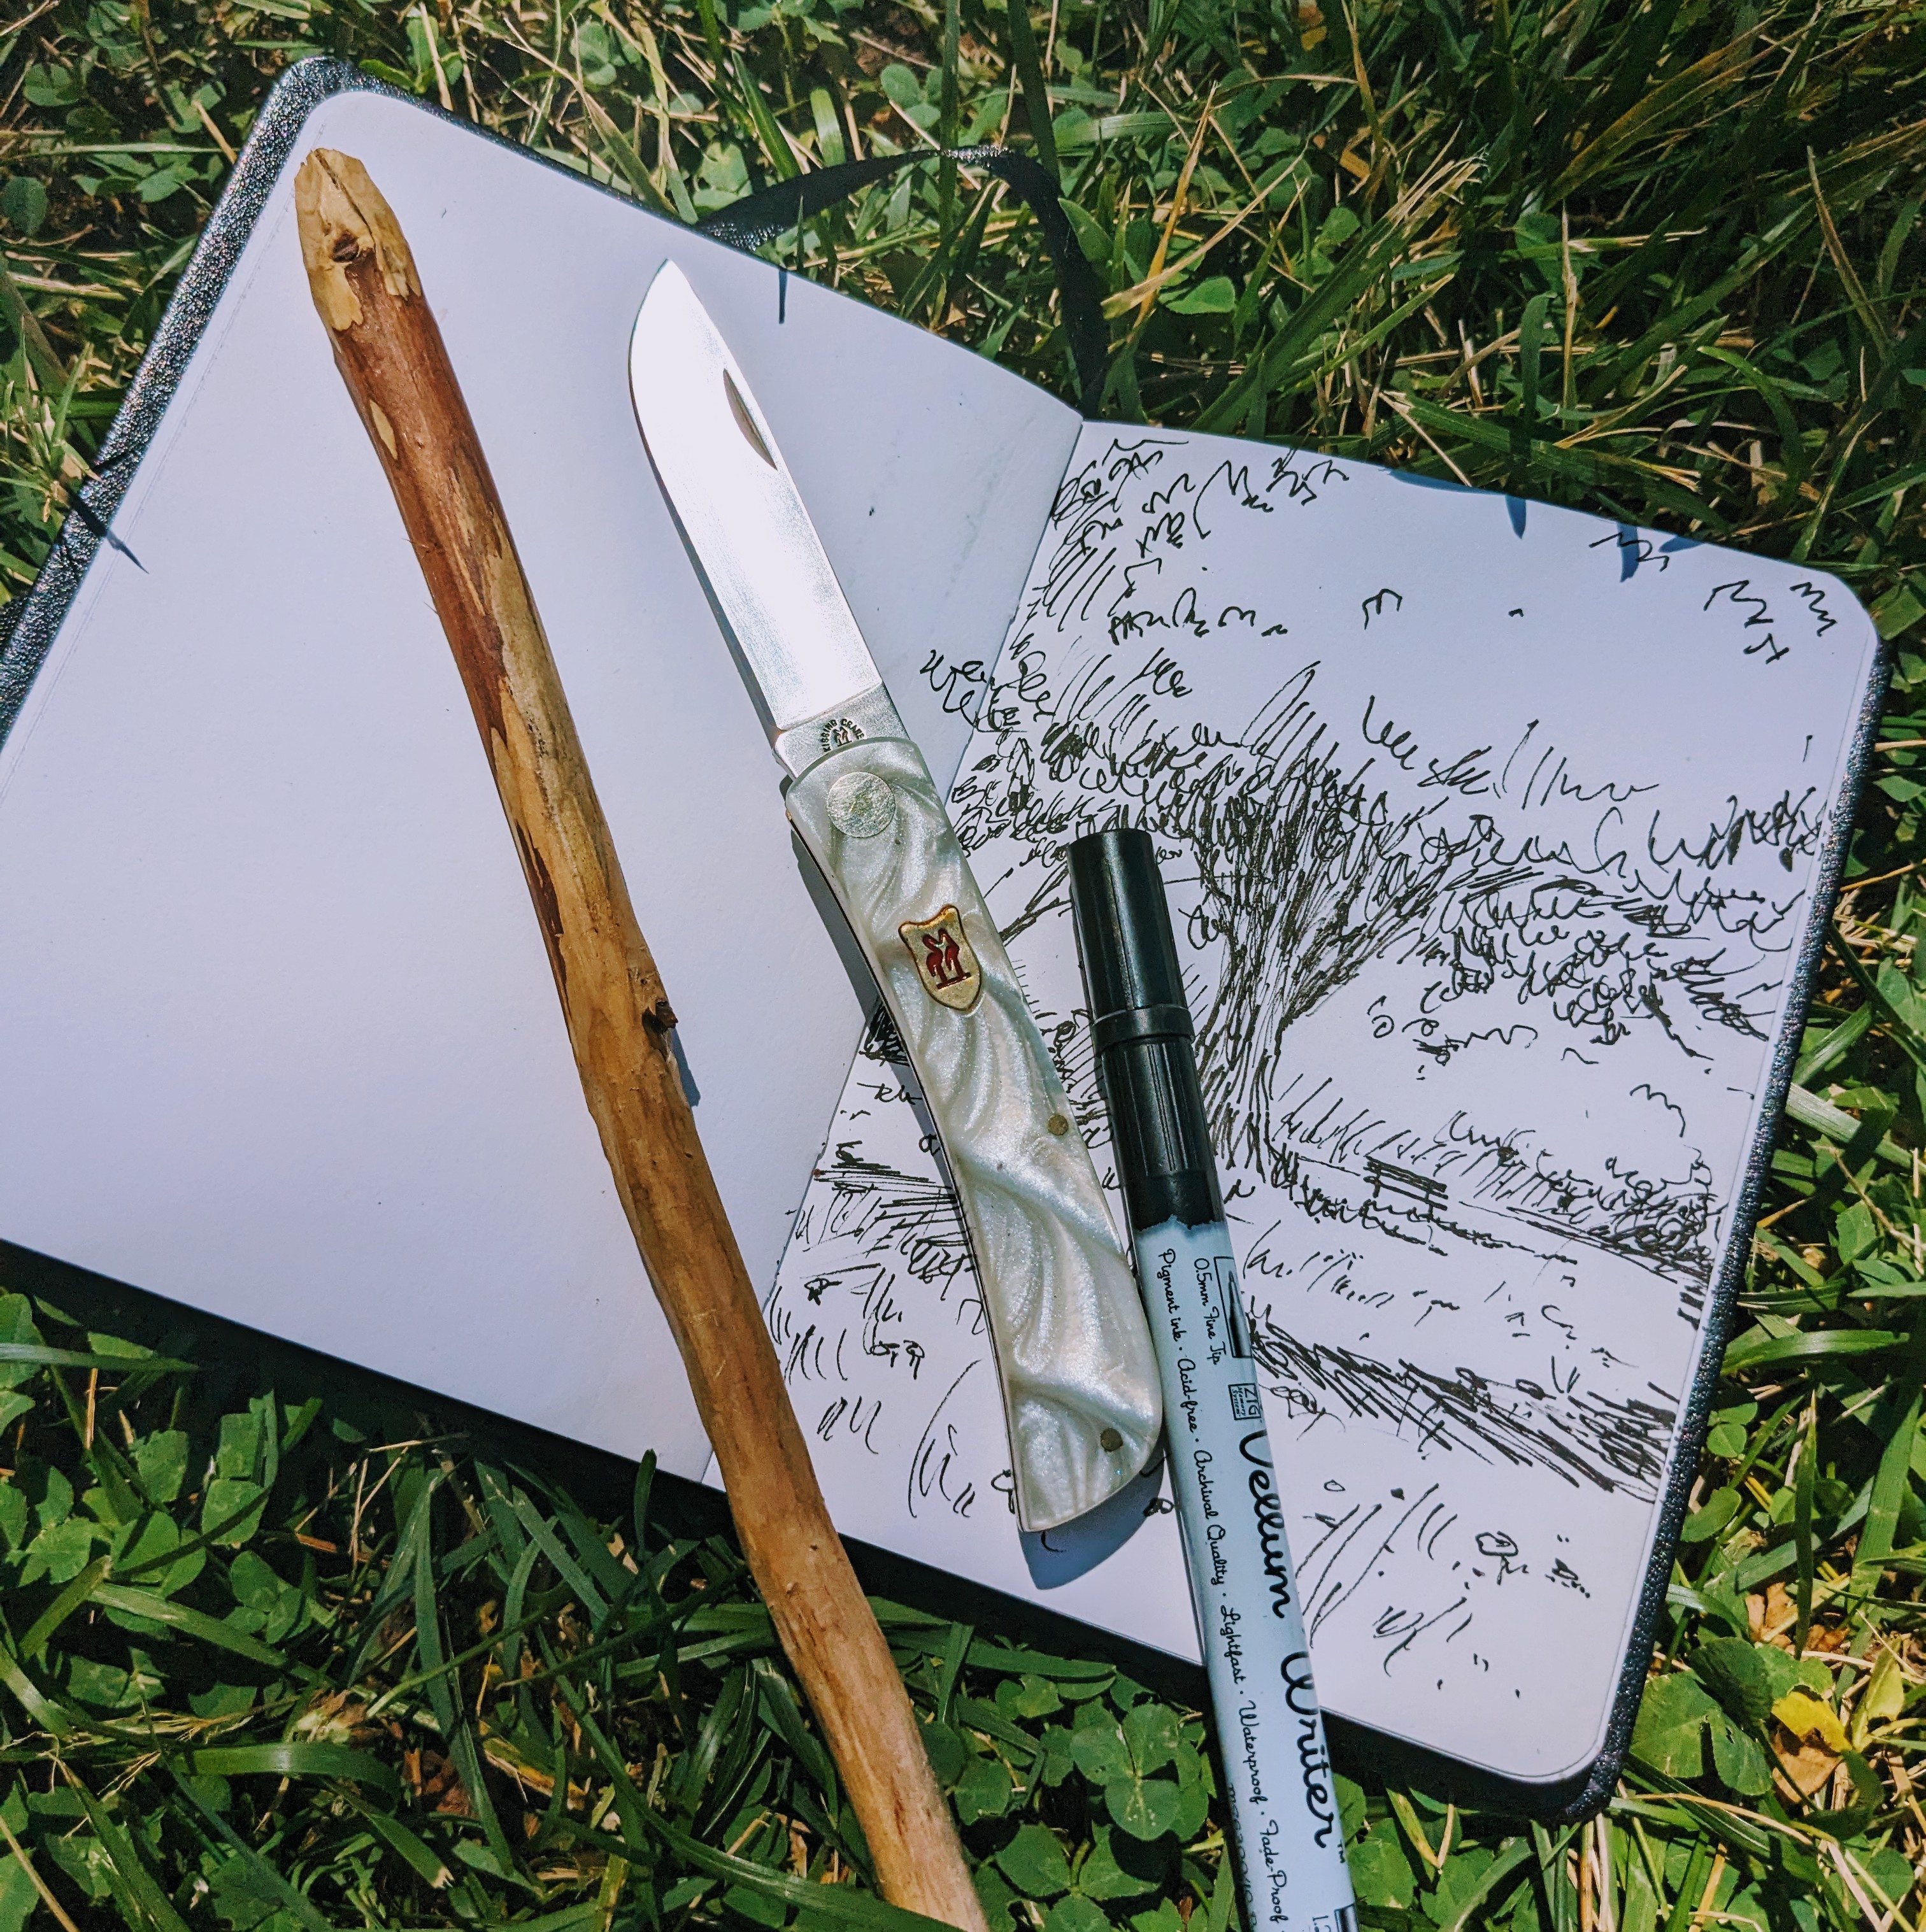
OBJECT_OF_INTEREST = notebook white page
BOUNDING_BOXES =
[0,89,1079,1472]
[759,421,1881,1783]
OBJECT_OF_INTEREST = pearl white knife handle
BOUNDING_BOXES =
[785,726,1163,1533]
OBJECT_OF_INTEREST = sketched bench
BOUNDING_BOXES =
[1365,1157,1448,1219]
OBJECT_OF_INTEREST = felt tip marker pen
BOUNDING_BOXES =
[1068,828,1356,1932]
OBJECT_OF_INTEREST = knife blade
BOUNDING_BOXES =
[629,260,1162,1533]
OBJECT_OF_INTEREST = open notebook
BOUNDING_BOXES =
[0,64,1883,1803]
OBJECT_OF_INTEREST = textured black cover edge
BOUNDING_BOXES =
[0,57,1890,1817]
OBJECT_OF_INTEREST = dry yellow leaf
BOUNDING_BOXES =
[1774,1689,1850,1753]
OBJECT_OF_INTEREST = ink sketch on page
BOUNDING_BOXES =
[751,423,1880,1779]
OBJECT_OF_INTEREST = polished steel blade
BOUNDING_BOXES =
[629,262,880,734]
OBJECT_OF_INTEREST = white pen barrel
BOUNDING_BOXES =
[1139,1217,1356,1932]
[786,730,1162,1532]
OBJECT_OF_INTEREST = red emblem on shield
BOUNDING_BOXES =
[899,905,982,1013]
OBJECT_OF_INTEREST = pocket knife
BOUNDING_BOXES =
[628,261,1161,1532]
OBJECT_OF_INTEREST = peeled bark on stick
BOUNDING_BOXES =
[294,148,987,1932]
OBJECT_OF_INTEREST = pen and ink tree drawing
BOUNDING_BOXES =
[760,427,1874,1773]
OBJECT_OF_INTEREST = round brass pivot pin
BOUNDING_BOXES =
[827,771,897,839]
[1046,1112,1070,1135]
[1099,1428,1124,1453]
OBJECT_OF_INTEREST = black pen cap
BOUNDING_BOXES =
[1067,828,1222,1233]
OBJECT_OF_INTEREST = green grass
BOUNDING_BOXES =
[1,0,1925,1927]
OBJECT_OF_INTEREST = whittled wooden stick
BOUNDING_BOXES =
[294,149,986,1932]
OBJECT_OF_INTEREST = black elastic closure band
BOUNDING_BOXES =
[696,145,1109,415]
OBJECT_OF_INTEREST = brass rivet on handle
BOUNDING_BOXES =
[1099,1428,1124,1453]
[1047,1112,1070,1135]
